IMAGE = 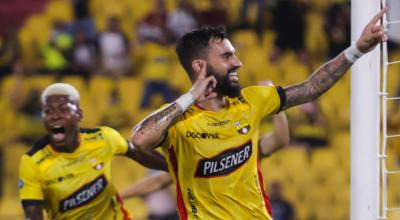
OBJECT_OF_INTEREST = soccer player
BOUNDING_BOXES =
[18,83,167,220]
[130,8,387,220]
[121,111,289,199]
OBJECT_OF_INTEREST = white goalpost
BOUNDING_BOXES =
[352,0,400,219]
[351,0,381,219]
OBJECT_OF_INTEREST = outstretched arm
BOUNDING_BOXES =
[281,8,387,110]
[131,62,217,151]
[259,111,290,158]
[120,172,172,200]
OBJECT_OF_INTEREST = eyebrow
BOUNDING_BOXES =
[221,51,234,57]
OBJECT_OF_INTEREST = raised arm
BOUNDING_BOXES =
[23,204,44,220]
[120,172,172,200]
[281,8,387,110]
[131,62,217,151]
[259,111,290,158]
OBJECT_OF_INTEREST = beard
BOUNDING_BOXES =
[207,64,241,98]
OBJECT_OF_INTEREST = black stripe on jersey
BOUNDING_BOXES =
[80,128,100,133]
[21,199,44,207]
[27,136,50,156]
[276,86,286,112]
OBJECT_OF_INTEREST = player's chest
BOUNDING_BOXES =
[39,149,110,194]
[185,109,254,139]
[179,114,256,170]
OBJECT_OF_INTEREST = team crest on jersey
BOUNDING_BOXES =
[234,118,251,134]
[89,158,104,170]
[59,175,107,212]
[195,141,253,177]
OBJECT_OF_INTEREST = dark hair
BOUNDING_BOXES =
[176,26,227,79]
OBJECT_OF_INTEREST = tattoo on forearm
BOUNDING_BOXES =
[135,103,180,134]
[283,53,352,110]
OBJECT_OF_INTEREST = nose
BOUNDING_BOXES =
[233,56,243,68]
[46,110,62,121]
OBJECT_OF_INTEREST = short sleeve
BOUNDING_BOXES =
[19,154,44,203]
[242,86,282,117]
[101,126,129,155]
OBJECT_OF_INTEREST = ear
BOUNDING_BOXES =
[192,59,205,74]
[77,108,83,122]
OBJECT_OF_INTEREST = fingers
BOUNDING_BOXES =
[208,75,217,89]
[370,25,386,43]
[368,7,387,26]
[197,61,208,79]
[190,71,217,102]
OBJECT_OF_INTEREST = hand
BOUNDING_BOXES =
[356,7,388,53]
[189,61,218,103]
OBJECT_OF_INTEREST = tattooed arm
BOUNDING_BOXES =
[131,103,182,151]
[282,8,387,110]
[131,61,217,151]
[282,54,352,110]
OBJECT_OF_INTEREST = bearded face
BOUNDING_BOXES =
[207,63,241,98]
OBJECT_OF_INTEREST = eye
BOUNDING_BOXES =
[43,108,53,116]
[60,106,72,113]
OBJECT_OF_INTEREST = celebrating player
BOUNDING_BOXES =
[131,8,387,220]
[18,83,167,220]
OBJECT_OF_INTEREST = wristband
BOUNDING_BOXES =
[344,44,364,63]
[176,93,195,112]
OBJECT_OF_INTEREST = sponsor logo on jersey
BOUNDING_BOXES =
[62,157,85,168]
[207,120,231,127]
[195,141,252,177]
[45,173,74,186]
[186,131,220,139]
[234,118,251,134]
[59,175,107,212]
[84,133,104,141]
[36,152,52,165]
[89,158,104,170]
[187,187,198,217]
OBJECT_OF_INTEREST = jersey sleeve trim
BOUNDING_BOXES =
[27,136,50,156]
[276,86,286,112]
[21,199,44,207]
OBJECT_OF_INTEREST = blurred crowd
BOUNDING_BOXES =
[5,0,400,156]
[0,0,361,80]
[2,1,400,219]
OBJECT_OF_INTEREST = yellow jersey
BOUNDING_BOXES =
[161,86,283,220]
[19,126,132,220]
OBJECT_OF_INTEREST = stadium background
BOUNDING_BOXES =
[0,0,400,219]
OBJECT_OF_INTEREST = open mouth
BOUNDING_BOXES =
[228,71,239,82]
[51,126,66,142]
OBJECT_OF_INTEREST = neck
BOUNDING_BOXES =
[52,130,81,153]
[196,94,226,112]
